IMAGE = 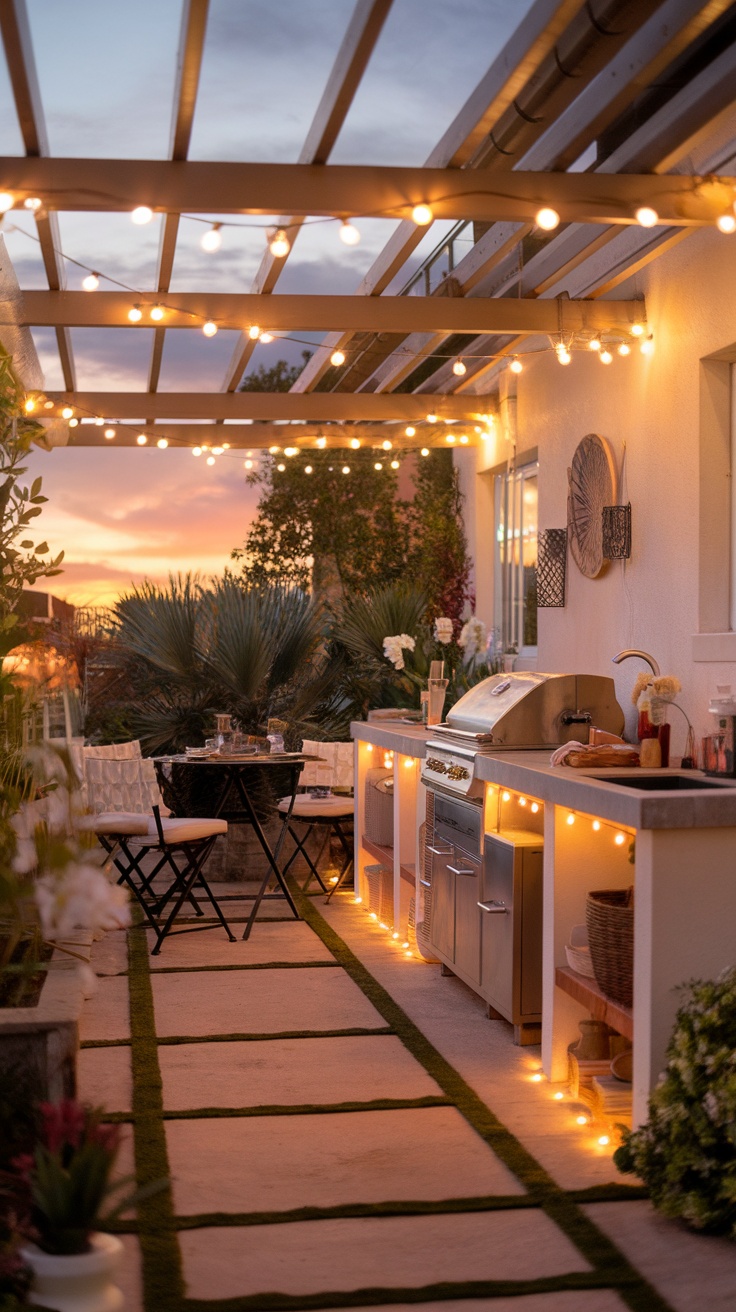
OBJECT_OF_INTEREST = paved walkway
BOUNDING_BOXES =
[79,885,736,1312]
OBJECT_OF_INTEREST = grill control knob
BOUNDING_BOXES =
[426,757,447,774]
[447,765,470,781]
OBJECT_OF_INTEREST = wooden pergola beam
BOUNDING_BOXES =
[43,392,497,422]
[0,158,731,225]
[62,420,474,449]
[17,290,647,336]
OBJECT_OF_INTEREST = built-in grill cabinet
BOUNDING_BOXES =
[425,794,543,1045]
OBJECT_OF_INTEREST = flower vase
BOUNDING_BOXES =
[21,1233,124,1312]
[657,721,671,768]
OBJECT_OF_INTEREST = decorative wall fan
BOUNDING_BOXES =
[567,433,617,578]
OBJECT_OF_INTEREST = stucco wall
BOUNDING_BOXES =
[457,222,736,749]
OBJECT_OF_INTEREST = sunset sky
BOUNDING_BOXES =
[1,0,531,607]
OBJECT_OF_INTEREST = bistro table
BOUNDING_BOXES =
[154,752,313,939]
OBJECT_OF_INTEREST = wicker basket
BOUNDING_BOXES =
[585,888,634,1008]
[364,767,394,845]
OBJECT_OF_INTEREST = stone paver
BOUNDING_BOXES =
[320,1297,630,1312]
[78,975,130,1042]
[159,1033,442,1110]
[78,1045,133,1114]
[180,1211,591,1299]
[147,918,334,966]
[166,1105,525,1214]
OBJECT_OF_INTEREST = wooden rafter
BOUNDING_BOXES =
[44,392,496,422]
[62,421,472,448]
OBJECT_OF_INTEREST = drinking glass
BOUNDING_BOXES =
[427,677,449,726]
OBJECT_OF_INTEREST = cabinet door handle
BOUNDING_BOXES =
[448,864,475,876]
[428,844,452,855]
[419,878,431,888]
[477,899,508,914]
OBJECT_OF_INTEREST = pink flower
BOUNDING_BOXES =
[40,1100,87,1154]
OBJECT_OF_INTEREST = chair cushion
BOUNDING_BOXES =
[278,795,354,819]
[81,811,150,837]
[136,816,228,845]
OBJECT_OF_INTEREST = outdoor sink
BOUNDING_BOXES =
[591,774,732,791]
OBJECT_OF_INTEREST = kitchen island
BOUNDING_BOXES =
[352,719,736,1126]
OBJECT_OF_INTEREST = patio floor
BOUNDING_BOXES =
[79,882,736,1312]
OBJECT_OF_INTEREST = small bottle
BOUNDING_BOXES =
[267,732,285,754]
[420,690,430,724]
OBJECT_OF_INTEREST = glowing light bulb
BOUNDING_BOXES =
[269,445,280,454]
[553,1091,564,1101]
[150,304,165,321]
[379,922,388,931]
[518,797,527,807]
[411,203,433,226]
[445,434,456,444]
[716,213,736,234]
[284,446,298,457]
[599,349,613,364]
[207,455,216,466]
[426,413,437,422]
[244,459,253,469]
[212,446,224,456]
[405,425,416,437]
[259,332,274,344]
[502,791,510,802]
[566,812,575,825]
[104,427,115,439]
[339,220,361,246]
[61,406,74,419]
[24,398,35,413]
[405,950,413,958]
[576,1115,588,1126]
[330,349,346,367]
[276,462,286,471]
[420,447,430,457]
[94,417,104,426]
[128,305,143,322]
[592,820,601,831]
[24,196,42,211]
[530,1073,543,1083]
[156,438,168,449]
[136,434,147,445]
[630,322,645,337]
[201,224,222,252]
[459,434,469,445]
[510,357,523,373]
[388,458,399,469]
[588,338,601,352]
[316,436,327,449]
[615,832,626,845]
[68,417,78,427]
[354,896,362,904]
[617,342,630,356]
[222,442,230,450]
[557,347,572,365]
[0,192,14,212]
[82,272,100,291]
[304,464,313,474]
[640,335,654,355]
[269,228,290,257]
[531,802,539,813]
[346,438,359,450]
[192,447,202,457]
[131,205,153,224]
[370,912,377,920]
[392,931,399,939]
[43,401,54,409]
[453,359,467,376]
[535,206,560,231]
[374,462,383,471]
[248,324,261,340]
[381,439,392,451]
[342,465,350,474]
[598,1135,611,1147]
[635,206,658,228]
[202,320,218,337]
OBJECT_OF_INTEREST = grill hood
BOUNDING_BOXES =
[438,671,624,747]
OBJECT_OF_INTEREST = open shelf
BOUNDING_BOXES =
[555,965,633,1040]
[400,861,416,886]
[361,836,393,867]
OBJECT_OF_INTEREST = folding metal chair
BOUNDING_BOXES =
[82,747,235,953]
[277,741,354,901]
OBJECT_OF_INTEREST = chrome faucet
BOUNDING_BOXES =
[611,649,661,677]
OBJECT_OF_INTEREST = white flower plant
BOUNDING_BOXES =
[1,744,129,1002]
[381,614,498,710]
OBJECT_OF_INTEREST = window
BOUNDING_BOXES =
[494,459,538,660]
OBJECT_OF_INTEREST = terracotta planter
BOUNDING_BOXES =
[21,1231,124,1312]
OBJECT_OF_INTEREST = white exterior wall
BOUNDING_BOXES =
[457,222,736,749]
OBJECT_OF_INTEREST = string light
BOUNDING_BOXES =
[614,832,626,846]
[316,436,327,448]
[350,438,361,449]
[244,459,253,469]
[390,459,400,469]
[212,446,224,455]
[502,791,510,802]
[374,461,383,470]
[136,434,147,445]
[411,203,433,226]
[426,412,437,422]
[445,433,456,443]
[269,228,290,257]
[131,206,153,224]
[61,406,74,419]
[24,196,42,211]
[68,417,78,427]
[268,445,279,454]
[535,206,560,231]
[150,305,165,321]
[617,342,630,356]
[453,359,467,376]
[24,398,35,413]
[592,819,601,831]
[510,357,523,373]
[259,332,274,344]
[556,346,572,365]
[304,464,313,474]
[201,223,222,252]
[276,462,286,471]
[420,447,430,457]
[104,427,115,439]
[530,1072,543,1083]
[588,338,601,352]
[342,465,350,474]
[82,272,100,291]
[128,305,143,322]
[381,439,392,450]
[630,322,645,337]
[202,320,218,337]
[43,400,54,409]
[553,1091,564,1101]
[459,434,469,444]
[0,193,14,212]
[339,220,361,245]
[192,446,202,457]
[156,438,169,449]
[248,324,261,340]
[530,802,539,813]
[284,446,298,457]
[576,1114,589,1126]
[598,1135,611,1147]
[405,425,416,437]
[566,812,575,825]
[640,335,654,355]
[635,206,658,227]
[207,455,216,466]
[330,349,345,367]
[599,349,613,364]
[717,213,736,234]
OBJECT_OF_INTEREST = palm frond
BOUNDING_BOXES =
[333,583,427,663]
[112,575,202,682]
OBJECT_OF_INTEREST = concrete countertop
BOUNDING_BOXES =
[350,722,736,829]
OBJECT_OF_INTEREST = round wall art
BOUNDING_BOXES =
[567,433,617,578]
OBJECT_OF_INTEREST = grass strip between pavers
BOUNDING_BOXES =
[292,886,676,1312]
[103,1095,452,1124]
[125,890,672,1312]
[82,1025,394,1050]
[149,960,342,973]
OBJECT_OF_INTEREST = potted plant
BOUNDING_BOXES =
[8,1099,148,1310]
